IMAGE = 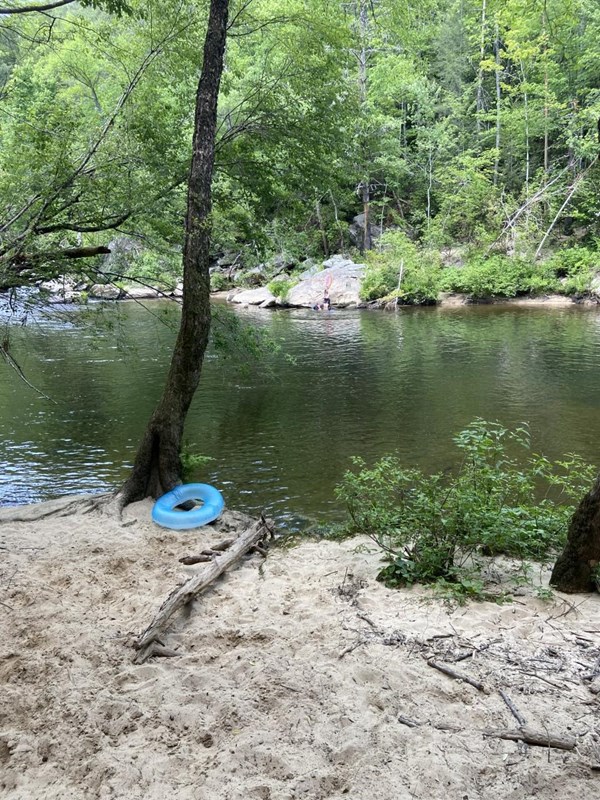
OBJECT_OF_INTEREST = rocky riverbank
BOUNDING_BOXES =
[13,244,600,311]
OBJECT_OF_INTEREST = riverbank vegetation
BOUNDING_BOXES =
[334,420,597,601]
[360,233,600,305]
[1,0,599,299]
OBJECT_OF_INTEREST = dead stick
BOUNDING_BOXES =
[454,638,502,662]
[398,715,421,728]
[499,689,527,726]
[179,554,213,565]
[427,659,485,691]
[482,727,576,751]
[134,516,273,655]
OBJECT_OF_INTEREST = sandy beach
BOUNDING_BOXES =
[1,499,599,799]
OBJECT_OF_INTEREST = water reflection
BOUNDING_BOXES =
[1,300,600,527]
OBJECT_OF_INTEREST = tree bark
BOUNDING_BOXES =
[550,473,600,593]
[117,0,229,505]
[358,0,371,252]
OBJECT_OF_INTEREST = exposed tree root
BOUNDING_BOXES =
[0,492,113,523]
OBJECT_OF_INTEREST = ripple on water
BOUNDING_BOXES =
[2,303,600,525]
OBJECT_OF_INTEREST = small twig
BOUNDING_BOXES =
[179,554,213,565]
[518,670,566,689]
[427,659,486,692]
[397,714,421,728]
[499,690,527,726]
[339,639,367,659]
[453,638,502,662]
[356,611,379,630]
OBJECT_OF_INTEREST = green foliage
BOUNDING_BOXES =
[442,253,558,298]
[124,250,180,291]
[210,272,229,292]
[2,0,600,289]
[361,231,442,303]
[546,246,599,295]
[210,303,282,372]
[335,420,596,595]
[267,278,295,300]
[180,446,213,482]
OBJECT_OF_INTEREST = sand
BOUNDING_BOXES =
[1,499,599,800]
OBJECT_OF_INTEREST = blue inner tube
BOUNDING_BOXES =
[152,483,225,530]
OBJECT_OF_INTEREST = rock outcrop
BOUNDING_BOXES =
[228,287,277,307]
[286,255,365,308]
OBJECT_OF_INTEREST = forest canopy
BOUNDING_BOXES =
[0,0,599,290]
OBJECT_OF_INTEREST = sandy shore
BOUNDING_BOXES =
[1,499,599,799]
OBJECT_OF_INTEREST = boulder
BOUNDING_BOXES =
[266,253,296,275]
[348,213,380,249]
[589,272,600,298]
[286,255,365,308]
[121,286,163,299]
[39,277,81,303]
[239,265,267,286]
[229,287,276,306]
[296,259,320,281]
[89,283,122,300]
[216,251,241,268]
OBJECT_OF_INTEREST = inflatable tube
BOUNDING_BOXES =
[152,483,225,530]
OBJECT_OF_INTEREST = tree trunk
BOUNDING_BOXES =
[550,473,600,593]
[358,0,371,252]
[117,0,229,506]
[493,25,501,186]
[475,0,487,134]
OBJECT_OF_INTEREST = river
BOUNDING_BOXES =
[2,300,600,528]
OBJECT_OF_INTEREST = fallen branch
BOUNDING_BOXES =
[133,515,273,662]
[397,714,421,728]
[453,638,502,662]
[179,537,235,564]
[483,727,576,750]
[427,659,486,692]
[535,155,599,259]
[499,689,527,726]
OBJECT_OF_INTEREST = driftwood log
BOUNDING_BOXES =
[133,515,273,663]
[483,727,577,750]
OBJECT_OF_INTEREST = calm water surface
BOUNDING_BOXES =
[2,301,600,528]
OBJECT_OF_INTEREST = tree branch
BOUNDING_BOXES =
[0,0,75,13]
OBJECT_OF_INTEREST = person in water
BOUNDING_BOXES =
[323,287,331,311]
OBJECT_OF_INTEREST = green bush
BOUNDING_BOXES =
[361,230,443,303]
[335,420,595,595]
[546,246,599,295]
[267,278,296,300]
[441,254,557,298]
[210,272,229,292]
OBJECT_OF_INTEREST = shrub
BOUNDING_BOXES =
[210,272,229,292]
[361,230,443,303]
[546,246,599,295]
[335,420,595,594]
[441,254,557,298]
[267,278,296,300]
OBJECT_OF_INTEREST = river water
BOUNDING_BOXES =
[1,300,600,528]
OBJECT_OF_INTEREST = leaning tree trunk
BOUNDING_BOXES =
[550,473,600,593]
[117,0,229,506]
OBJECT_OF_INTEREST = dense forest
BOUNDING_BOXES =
[0,0,599,301]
